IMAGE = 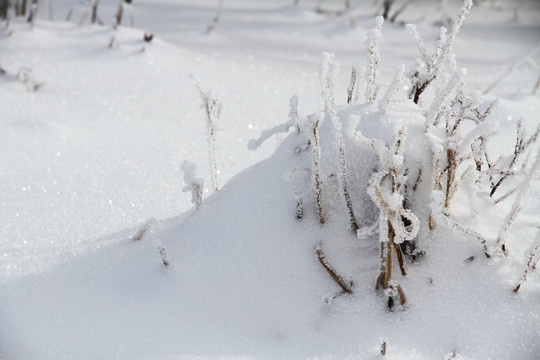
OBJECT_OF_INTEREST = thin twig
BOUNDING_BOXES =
[443,216,491,258]
[316,245,352,294]
[514,232,540,293]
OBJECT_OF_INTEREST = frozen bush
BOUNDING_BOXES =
[248,0,539,309]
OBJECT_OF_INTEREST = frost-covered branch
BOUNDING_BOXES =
[321,52,359,231]
[495,147,540,256]
[182,160,204,210]
[407,0,472,104]
[490,118,540,197]
[514,232,540,293]
[347,63,359,104]
[308,113,325,225]
[191,74,222,192]
[424,67,500,216]
[248,95,299,151]
[443,216,491,258]
[366,16,384,105]
[379,64,405,114]
[316,244,353,295]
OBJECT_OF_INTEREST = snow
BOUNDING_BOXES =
[1,0,540,359]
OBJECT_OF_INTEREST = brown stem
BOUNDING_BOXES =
[396,284,406,305]
[316,245,352,294]
[393,242,407,276]
[444,148,457,212]
[384,221,394,289]
[312,120,325,225]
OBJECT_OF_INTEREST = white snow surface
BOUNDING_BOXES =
[1,0,540,359]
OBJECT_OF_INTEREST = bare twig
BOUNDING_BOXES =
[132,227,147,241]
[158,245,170,267]
[316,244,353,294]
[496,147,540,255]
[490,119,540,197]
[514,232,540,293]
[309,115,325,225]
[443,216,491,258]
[389,0,414,23]
[91,0,99,24]
[320,53,359,231]
[206,0,224,34]
[191,74,222,192]
[380,337,388,356]
[366,16,384,105]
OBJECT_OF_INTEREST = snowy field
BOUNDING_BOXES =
[1,0,539,359]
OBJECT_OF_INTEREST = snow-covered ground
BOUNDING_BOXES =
[1,1,539,359]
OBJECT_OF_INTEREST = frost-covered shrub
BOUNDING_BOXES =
[250,0,540,309]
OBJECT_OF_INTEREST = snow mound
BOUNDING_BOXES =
[2,95,538,360]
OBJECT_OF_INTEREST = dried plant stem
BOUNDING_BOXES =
[207,109,219,191]
[490,120,540,197]
[192,75,222,192]
[393,242,407,276]
[311,117,325,225]
[340,156,359,231]
[347,65,358,104]
[295,192,303,220]
[380,338,387,356]
[514,233,540,293]
[382,222,393,288]
[443,148,457,213]
[496,147,540,255]
[91,0,99,24]
[376,223,407,308]
[158,246,170,267]
[443,216,491,258]
[407,0,472,103]
[366,16,383,105]
[396,284,406,305]
[27,0,37,27]
[389,0,413,23]
[316,245,352,294]
[132,227,147,241]
[114,0,123,26]
[206,0,224,34]
[320,53,359,231]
